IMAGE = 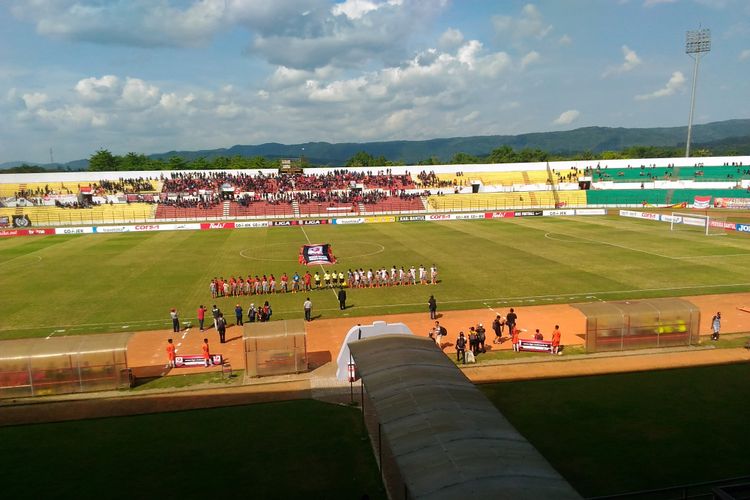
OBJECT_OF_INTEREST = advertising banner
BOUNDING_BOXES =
[235,221,271,228]
[513,210,543,217]
[0,228,55,238]
[94,226,130,233]
[518,338,553,353]
[713,197,750,209]
[300,219,329,225]
[200,222,236,230]
[543,209,575,217]
[450,213,485,220]
[484,211,515,219]
[271,220,298,227]
[364,216,395,223]
[737,224,750,233]
[575,208,607,216]
[55,226,94,235]
[399,215,425,222]
[426,214,452,221]
[332,218,364,225]
[174,354,223,368]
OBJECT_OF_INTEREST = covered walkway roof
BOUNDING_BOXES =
[348,334,581,500]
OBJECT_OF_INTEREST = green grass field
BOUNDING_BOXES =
[481,363,750,497]
[0,400,386,499]
[2,215,750,339]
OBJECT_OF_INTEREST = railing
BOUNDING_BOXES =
[587,475,750,500]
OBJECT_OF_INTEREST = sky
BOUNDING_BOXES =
[1,0,749,164]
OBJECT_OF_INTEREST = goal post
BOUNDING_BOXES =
[669,212,727,236]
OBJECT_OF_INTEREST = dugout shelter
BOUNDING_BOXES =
[243,319,307,377]
[574,298,700,353]
[349,334,581,499]
[0,333,132,399]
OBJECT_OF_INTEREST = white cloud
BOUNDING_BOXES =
[75,75,121,102]
[521,51,540,69]
[643,0,678,7]
[553,109,580,125]
[602,45,642,77]
[121,78,160,109]
[439,28,464,49]
[635,71,686,100]
[332,0,403,20]
[740,49,750,61]
[493,4,553,40]
[9,0,448,71]
[558,34,572,45]
[22,92,49,110]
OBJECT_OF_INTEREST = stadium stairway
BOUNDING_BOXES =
[292,200,301,218]
[222,201,230,217]
[358,202,366,213]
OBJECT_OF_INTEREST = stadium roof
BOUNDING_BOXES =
[348,335,581,500]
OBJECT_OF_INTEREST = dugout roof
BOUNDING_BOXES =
[0,332,132,361]
[348,335,581,500]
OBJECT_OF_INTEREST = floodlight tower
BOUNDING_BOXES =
[684,28,711,157]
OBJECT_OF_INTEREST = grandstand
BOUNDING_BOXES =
[0,203,156,226]
[427,190,587,211]
[1,157,749,226]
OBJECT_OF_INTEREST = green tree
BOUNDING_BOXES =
[88,149,119,171]
[450,152,479,164]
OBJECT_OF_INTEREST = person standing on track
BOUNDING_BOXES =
[202,338,211,367]
[492,314,504,344]
[170,308,180,333]
[428,295,437,319]
[455,332,467,364]
[505,308,517,336]
[551,325,562,355]
[304,297,313,322]
[711,312,721,341]
[197,305,207,331]
[235,304,243,326]
[338,288,347,310]
[216,313,227,343]
[212,305,220,330]
[166,338,176,368]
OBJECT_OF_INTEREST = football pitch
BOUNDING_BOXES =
[2,215,750,340]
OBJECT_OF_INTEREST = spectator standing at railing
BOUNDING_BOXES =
[170,309,180,333]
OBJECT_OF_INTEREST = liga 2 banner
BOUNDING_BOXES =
[299,243,336,265]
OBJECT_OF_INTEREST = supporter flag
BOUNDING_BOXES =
[693,196,711,209]
[300,244,336,265]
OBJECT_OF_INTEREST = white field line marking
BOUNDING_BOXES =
[300,225,339,300]
[544,232,675,260]
[7,281,750,333]
[45,329,65,339]
[672,253,750,260]
[181,328,189,340]
[0,253,45,268]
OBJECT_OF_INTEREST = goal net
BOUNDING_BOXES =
[668,212,727,236]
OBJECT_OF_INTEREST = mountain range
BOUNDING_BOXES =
[3,118,749,170]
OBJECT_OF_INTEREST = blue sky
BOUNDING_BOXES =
[1,0,748,163]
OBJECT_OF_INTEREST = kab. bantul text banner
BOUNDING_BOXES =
[299,244,336,265]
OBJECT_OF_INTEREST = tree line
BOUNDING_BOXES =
[0,143,726,174]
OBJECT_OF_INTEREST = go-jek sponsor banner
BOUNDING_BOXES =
[450,213,485,220]
[235,221,270,228]
[364,216,395,223]
[55,226,95,235]
[484,211,515,219]
[332,217,364,225]
[543,209,575,216]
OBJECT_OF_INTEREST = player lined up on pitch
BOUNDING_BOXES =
[209,264,439,297]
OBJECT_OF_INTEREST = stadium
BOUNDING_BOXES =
[4,2,750,498]
[2,155,750,499]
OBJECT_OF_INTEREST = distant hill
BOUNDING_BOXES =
[3,118,750,170]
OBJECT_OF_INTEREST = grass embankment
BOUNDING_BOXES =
[481,363,750,497]
[0,399,385,499]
